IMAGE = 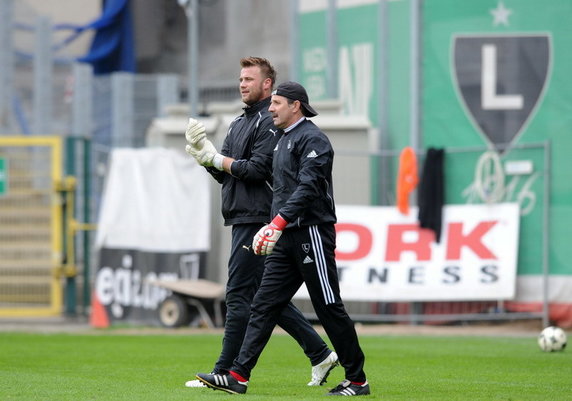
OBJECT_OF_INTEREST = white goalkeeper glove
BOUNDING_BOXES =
[184,118,224,170]
[185,139,224,170]
[185,118,206,147]
[252,215,288,255]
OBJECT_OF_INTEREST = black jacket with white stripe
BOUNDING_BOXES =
[207,97,281,226]
[271,118,337,228]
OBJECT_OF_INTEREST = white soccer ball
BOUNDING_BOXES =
[538,326,567,352]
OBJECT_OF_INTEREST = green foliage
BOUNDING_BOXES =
[0,332,570,400]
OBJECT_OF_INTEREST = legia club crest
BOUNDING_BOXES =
[452,34,551,152]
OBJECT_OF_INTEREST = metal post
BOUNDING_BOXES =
[111,73,134,147]
[409,0,422,325]
[326,0,338,99]
[72,63,93,138]
[157,74,179,117]
[289,0,300,82]
[377,0,390,205]
[542,140,551,328]
[185,0,199,116]
[64,137,77,316]
[82,138,92,314]
[409,0,421,151]
[0,0,15,134]
[33,17,53,135]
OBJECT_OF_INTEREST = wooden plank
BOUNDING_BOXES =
[148,279,225,299]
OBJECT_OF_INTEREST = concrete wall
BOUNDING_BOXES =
[197,0,292,86]
[19,0,292,89]
[133,0,292,87]
[16,0,99,56]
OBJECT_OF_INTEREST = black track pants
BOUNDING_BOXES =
[213,224,330,373]
[233,224,366,382]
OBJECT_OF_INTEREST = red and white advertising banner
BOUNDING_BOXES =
[295,203,520,302]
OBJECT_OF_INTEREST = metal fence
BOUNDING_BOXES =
[294,142,549,326]
[0,128,549,325]
[0,0,551,325]
[0,136,63,317]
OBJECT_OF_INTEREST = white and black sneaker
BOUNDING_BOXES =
[308,351,339,386]
[184,379,207,388]
[195,372,248,394]
[186,371,215,387]
[327,380,370,396]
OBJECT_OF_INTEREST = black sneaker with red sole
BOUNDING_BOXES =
[327,380,370,396]
[195,372,248,394]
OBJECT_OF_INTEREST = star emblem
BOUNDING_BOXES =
[490,1,512,27]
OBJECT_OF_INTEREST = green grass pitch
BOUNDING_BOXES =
[1,330,570,400]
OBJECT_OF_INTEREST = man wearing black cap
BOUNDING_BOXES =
[196,81,370,396]
[185,61,338,389]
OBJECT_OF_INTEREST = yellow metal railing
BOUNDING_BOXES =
[0,136,64,317]
[57,176,96,280]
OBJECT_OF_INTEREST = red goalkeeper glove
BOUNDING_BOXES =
[252,215,288,255]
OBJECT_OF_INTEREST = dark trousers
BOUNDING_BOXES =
[213,224,330,373]
[233,224,366,382]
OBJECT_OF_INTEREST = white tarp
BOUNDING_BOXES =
[95,148,210,252]
[295,203,520,302]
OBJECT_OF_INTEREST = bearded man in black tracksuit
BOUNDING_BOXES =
[185,58,338,388]
[196,82,370,396]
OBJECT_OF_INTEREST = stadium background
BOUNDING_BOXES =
[0,0,570,329]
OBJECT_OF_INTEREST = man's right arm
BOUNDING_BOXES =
[205,166,225,183]
[229,117,279,182]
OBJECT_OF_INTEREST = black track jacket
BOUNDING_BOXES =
[207,97,281,226]
[271,118,337,228]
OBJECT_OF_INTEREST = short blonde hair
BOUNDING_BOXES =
[240,57,277,87]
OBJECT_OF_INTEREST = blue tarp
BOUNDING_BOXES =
[77,0,136,75]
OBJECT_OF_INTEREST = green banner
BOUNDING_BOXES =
[299,0,411,137]
[423,0,572,275]
[0,158,7,196]
[299,4,379,121]
[298,0,572,278]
